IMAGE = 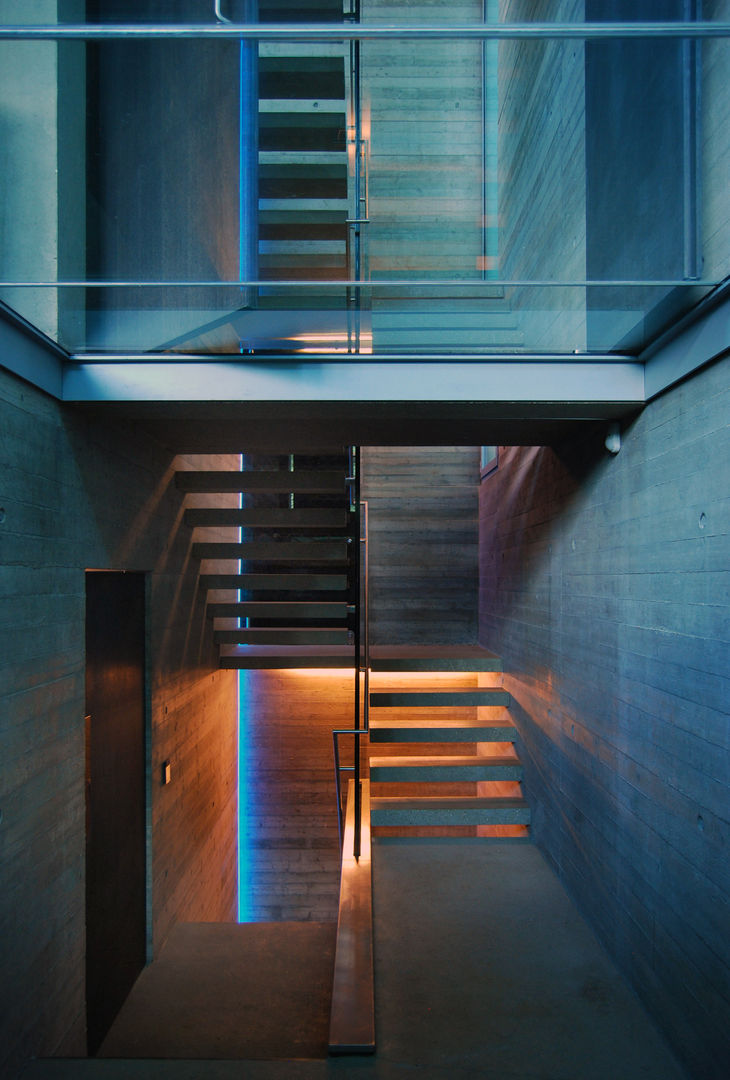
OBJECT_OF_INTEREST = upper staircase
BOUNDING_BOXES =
[177,451,358,669]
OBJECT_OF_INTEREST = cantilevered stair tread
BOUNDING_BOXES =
[176,470,344,492]
[219,644,354,669]
[368,714,517,742]
[208,601,350,618]
[215,628,351,645]
[369,644,502,672]
[200,573,348,590]
[369,755,523,781]
[370,796,531,826]
[185,508,348,528]
[369,688,510,707]
[193,541,349,561]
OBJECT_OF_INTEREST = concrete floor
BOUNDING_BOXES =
[21,840,687,1080]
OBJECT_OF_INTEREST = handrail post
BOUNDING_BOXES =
[361,499,369,737]
[350,447,362,858]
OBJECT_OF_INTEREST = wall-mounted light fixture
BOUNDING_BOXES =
[605,422,621,455]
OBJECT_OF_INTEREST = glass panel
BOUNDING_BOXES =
[0,9,727,358]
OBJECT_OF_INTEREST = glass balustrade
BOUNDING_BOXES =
[0,4,727,358]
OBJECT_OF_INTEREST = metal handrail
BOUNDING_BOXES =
[2,24,728,41]
[333,485,369,852]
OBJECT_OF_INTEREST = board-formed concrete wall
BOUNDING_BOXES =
[0,362,238,1078]
[478,357,730,1078]
[702,0,730,283]
[498,0,587,351]
[238,668,351,924]
[362,446,480,643]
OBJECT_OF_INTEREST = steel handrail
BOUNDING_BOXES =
[333,485,369,852]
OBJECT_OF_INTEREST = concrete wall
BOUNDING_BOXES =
[0,361,238,1078]
[363,0,484,282]
[478,357,730,1078]
[702,0,730,283]
[0,1,61,341]
[362,446,479,644]
[498,0,587,351]
[239,668,350,924]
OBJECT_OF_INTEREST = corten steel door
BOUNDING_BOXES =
[85,571,146,1054]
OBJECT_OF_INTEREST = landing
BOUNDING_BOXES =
[372,838,685,1079]
[99,922,335,1060]
[21,842,684,1080]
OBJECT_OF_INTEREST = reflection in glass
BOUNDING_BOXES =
[0,8,726,358]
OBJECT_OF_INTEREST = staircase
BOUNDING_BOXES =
[367,645,530,835]
[177,452,358,669]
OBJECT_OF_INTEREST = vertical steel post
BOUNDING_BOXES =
[350,447,362,857]
[361,499,369,738]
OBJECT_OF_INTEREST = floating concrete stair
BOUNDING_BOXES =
[370,796,531,827]
[180,449,356,669]
[219,644,354,669]
[185,508,348,528]
[207,602,350,620]
[370,687,510,708]
[177,471,344,493]
[257,35,348,286]
[192,540,349,561]
[214,628,351,645]
[369,755,523,782]
[200,573,348,592]
[368,715,518,743]
[366,644,529,839]
[369,644,502,672]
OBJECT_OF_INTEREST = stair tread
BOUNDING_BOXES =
[259,98,346,113]
[215,628,351,644]
[209,602,349,616]
[370,755,520,769]
[259,151,347,164]
[368,715,516,742]
[370,688,510,706]
[220,644,354,668]
[369,716,514,729]
[186,508,347,527]
[371,796,529,809]
[371,686,505,694]
[176,470,344,492]
[371,795,531,825]
[193,541,349,561]
[201,574,348,590]
[260,198,350,211]
[369,644,502,672]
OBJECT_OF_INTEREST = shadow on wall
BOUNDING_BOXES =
[62,410,230,674]
[477,422,640,849]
